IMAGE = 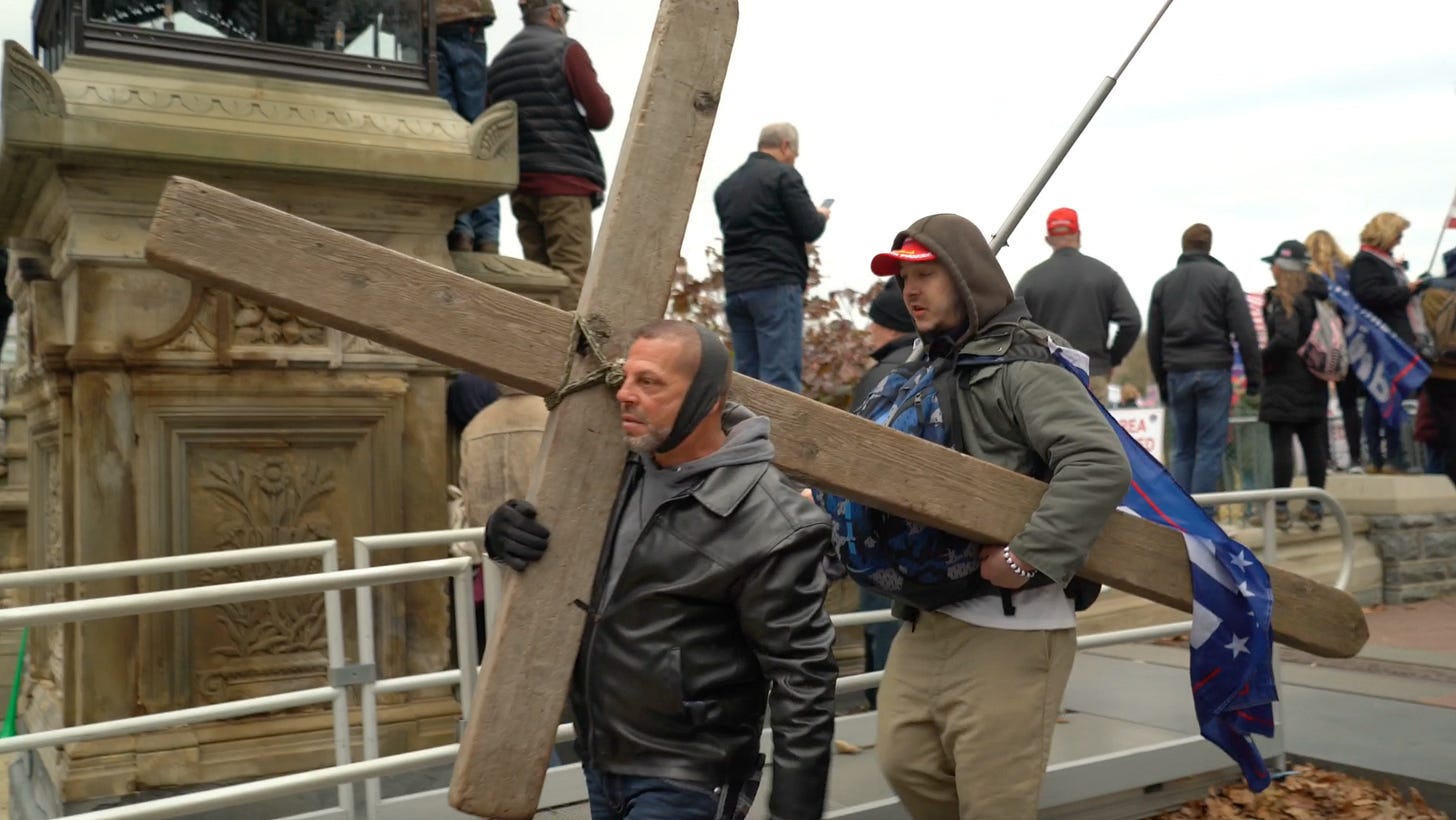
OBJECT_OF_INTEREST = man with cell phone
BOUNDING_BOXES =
[713,123,831,393]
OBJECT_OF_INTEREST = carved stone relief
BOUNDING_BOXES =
[473,102,517,162]
[232,297,328,347]
[64,81,465,143]
[2,42,64,119]
[33,439,64,686]
[190,452,337,703]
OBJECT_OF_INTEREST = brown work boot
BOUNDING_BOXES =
[474,240,500,254]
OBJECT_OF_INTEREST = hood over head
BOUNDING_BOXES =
[877,213,1014,339]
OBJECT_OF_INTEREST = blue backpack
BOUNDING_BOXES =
[813,353,995,611]
[814,336,1100,613]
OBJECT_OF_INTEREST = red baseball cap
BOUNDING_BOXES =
[1047,207,1079,236]
[870,238,937,276]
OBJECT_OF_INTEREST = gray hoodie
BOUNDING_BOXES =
[602,404,774,601]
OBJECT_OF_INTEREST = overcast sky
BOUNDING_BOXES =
[3,0,1454,318]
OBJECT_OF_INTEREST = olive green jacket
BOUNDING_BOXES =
[946,309,1131,587]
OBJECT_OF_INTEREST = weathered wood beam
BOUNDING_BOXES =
[147,174,1369,667]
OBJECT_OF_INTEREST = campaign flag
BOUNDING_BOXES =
[1050,342,1277,792]
[1447,194,1456,231]
[1327,282,1429,425]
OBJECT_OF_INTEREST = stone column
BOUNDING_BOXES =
[1,40,530,803]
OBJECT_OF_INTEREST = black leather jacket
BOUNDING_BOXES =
[569,411,837,820]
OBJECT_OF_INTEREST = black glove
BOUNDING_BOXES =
[484,499,550,571]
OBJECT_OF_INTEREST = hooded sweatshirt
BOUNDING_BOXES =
[874,214,1131,628]
[602,404,775,602]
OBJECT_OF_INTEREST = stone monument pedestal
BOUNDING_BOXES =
[0,40,531,805]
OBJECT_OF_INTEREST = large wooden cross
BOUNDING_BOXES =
[143,1,1366,817]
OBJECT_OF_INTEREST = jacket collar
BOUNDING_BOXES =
[950,300,1039,359]
[689,459,768,517]
[870,334,916,363]
[1176,251,1227,269]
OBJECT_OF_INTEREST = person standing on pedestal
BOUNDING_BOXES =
[1147,223,1262,500]
[714,123,830,393]
[435,0,502,253]
[488,0,613,311]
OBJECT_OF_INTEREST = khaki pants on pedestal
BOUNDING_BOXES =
[876,610,1076,820]
[510,193,594,311]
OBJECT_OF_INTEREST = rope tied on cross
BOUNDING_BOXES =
[545,312,624,411]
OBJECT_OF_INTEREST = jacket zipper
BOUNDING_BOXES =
[582,465,640,765]
[583,490,675,766]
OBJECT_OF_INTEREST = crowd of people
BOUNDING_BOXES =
[435,3,1452,817]
[1006,209,1456,527]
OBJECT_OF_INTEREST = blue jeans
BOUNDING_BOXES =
[584,768,760,820]
[725,283,804,392]
[1167,369,1232,498]
[1361,395,1407,471]
[859,587,899,708]
[436,24,500,246]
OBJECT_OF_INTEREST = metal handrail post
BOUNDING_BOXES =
[320,546,356,820]
[351,537,381,820]
[452,564,478,722]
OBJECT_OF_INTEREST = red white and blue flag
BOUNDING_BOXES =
[1050,342,1278,792]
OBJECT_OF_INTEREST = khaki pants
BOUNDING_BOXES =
[1089,374,1110,404]
[510,193,593,311]
[876,611,1076,820]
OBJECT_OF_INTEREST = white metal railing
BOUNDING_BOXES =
[0,537,474,820]
[350,527,483,820]
[1197,487,1357,591]
[0,490,1355,819]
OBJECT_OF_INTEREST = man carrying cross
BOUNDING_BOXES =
[855,214,1131,819]
[481,319,838,820]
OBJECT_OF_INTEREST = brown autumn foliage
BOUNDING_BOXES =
[1152,764,1448,820]
[667,245,877,410]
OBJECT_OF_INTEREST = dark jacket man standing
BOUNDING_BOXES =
[487,0,612,310]
[1147,223,1261,499]
[858,214,1130,819]
[483,320,838,820]
[713,123,830,393]
[1016,207,1141,400]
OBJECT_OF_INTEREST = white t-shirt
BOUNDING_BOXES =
[938,582,1076,630]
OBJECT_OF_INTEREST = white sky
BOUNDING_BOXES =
[4,0,1454,318]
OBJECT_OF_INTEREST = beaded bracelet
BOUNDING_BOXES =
[1003,545,1035,579]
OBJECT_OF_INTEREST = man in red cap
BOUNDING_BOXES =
[840,214,1130,819]
[1015,207,1142,402]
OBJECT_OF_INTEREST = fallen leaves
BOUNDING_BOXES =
[1152,764,1448,819]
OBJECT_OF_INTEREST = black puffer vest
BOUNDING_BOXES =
[488,24,606,189]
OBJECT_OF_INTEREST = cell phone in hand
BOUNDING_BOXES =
[820,198,835,209]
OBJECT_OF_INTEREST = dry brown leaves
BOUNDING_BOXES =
[1152,764,1448,819]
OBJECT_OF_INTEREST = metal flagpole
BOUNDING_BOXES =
[1424,184,1456,276]
[990,0,1177,254]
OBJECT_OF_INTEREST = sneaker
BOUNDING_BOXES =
[448,230,473,252]
[1246,511,1263,528]
[1379,465,1401,475]
[1275,506,1292,532]
[1299,505,1323,531]
[1346,465,1365,475]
